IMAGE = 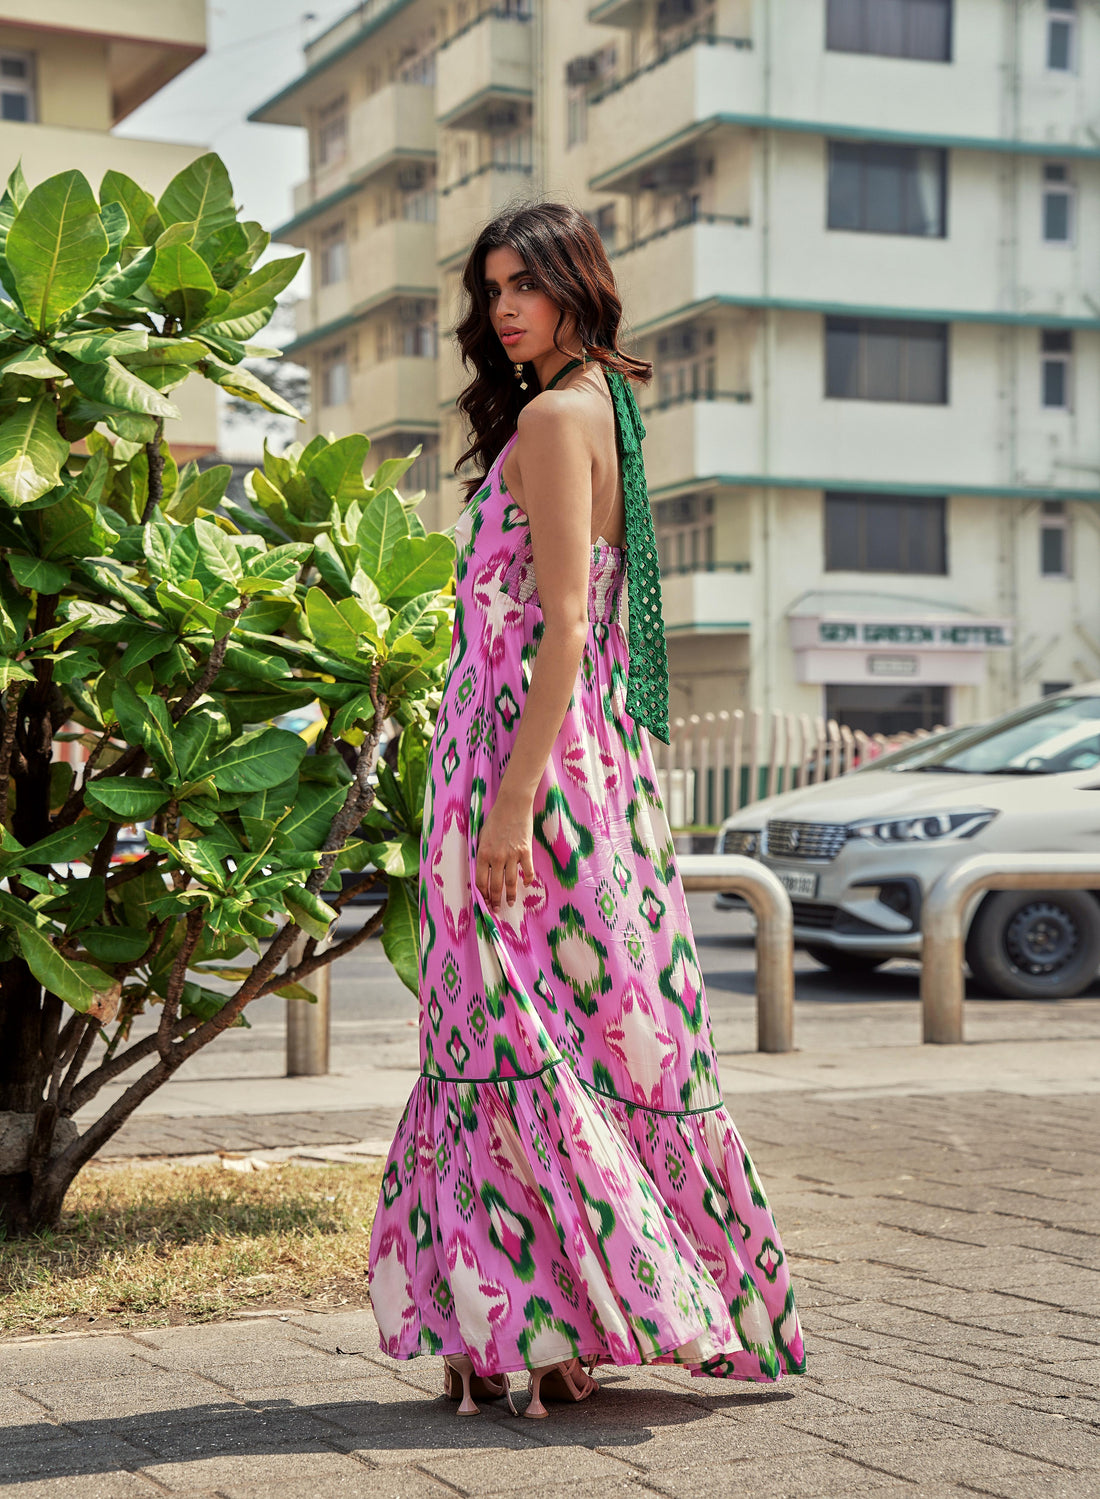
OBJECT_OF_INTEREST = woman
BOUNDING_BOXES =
[368,203,805,1419]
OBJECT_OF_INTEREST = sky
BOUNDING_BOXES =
[116,1,352,249]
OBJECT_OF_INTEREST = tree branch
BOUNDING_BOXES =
[257,903,386,998]
[66,1017,194,1114]
[0,681,25,828]
[140,418,165,525]
[169,606,244,725]
[156,909,203,1061]
[58,1017,100,1113]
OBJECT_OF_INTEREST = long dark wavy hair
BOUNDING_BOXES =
[454,201,652,499]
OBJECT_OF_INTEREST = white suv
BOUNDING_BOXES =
[715,686,1100,999]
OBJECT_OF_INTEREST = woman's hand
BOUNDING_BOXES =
[475,790,535,909]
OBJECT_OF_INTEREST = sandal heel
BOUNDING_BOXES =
[443,1353,480,1416]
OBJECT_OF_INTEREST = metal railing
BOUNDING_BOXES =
[921,853,1100,1044]
[678,854,794,1053]
[658,711,941,828]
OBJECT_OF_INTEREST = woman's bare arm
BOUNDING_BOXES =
[474,394,592,909]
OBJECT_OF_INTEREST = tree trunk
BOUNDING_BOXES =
[0,1170,36,1235]
[0,958,46,1112]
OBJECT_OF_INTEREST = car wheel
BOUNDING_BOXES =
[965,890,1100,1000]
[803,945,888,974]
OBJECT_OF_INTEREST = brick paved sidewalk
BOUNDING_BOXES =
[3,1089,1098,1498]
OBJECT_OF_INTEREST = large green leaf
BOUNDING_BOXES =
[81,925,151,962]
[381,877,419,994]
[207,726,307,794]
[0,395,68,506]
[201,356,302,419]
[52,328,150,362]
[0,890,118,1011]
[305,433,371,507]
[147,239,218,327]
[168,461,231,522]
[305,587,381,658]
[100,170,163,248]
[5,170,108,329]
[0,346,66,380]
[173,707,228,779]
[205,252,304,323]
[112,678,177,778]
[374,533,455,606]
[284,885,337,942]
[8,553,70,593]
[84,776,171,821]
[63,353,180,420]
[157,154,236,241]
[357,489,410,577]
[0,817,106,871]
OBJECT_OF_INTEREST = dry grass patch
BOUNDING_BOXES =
[0,1158,384,1338]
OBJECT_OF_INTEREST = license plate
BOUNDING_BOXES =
[777,870,819,899]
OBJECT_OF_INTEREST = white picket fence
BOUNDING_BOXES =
[655,709,945,828]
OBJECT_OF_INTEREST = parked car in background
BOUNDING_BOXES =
[715,687,1100,999]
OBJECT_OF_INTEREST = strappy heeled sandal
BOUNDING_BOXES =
[525,1356,599,1420]
[443,1353,518,1416]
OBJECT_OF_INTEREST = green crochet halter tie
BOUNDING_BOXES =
[544,357,670,744]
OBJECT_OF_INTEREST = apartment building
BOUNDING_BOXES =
[0,0,214,459]
[255,0,1100,736]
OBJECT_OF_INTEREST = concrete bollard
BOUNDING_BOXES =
[678,853,795,1053]
[921,852,1100,1045]
[285,932,331,1077]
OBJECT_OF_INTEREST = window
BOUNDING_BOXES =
[825,492,947,574]
[399,50,436,86]
[397,299,437,359]
[1043,681,1074,696]
[0,50,35,122]
[592,204,616,251]
[319,222,348,286]
[1042,163,1074,243]
[1047,0,1075,71]
[654,493,715,573]
[825,684,948,737]
[1041,329,1072,409]
[491,128,533,169]
[316,96,347,167]
[320,344,349,407]
[827,142,946,236]
[566,83,587,148]
[655,325,716,406]
[1040,501,1069,577]
[826,0,952,62]
[826,317,948,403]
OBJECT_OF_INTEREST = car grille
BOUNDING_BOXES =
[791,901,839,930]
[765,820,849,862]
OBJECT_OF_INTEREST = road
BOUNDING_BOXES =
[110,894,1100,1091]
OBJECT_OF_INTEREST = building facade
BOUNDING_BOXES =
[0,0,215,460]
[255,0,1100,736]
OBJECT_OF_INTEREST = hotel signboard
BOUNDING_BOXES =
[789,611,1014,686]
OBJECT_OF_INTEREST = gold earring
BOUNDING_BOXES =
[514,362,528,391]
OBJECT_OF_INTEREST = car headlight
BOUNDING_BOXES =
[848,809,998,844]
[719,828,761,855]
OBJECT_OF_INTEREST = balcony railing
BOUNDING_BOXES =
[613,214,750,263]
[591,32,752,106]
[435,8,533,131]
[641,389,752,415]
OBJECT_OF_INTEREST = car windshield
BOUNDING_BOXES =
[902,695,1100,775]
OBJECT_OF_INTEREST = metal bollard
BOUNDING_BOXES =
[678,853,795,1053]
[921,852,1100,1045]
[286,932,331,1077]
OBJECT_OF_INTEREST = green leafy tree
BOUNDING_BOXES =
[0,159,453,1235]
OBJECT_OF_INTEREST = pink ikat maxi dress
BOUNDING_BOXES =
[368,430,806,1383]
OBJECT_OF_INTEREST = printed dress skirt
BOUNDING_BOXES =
[368,433,806,1382]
